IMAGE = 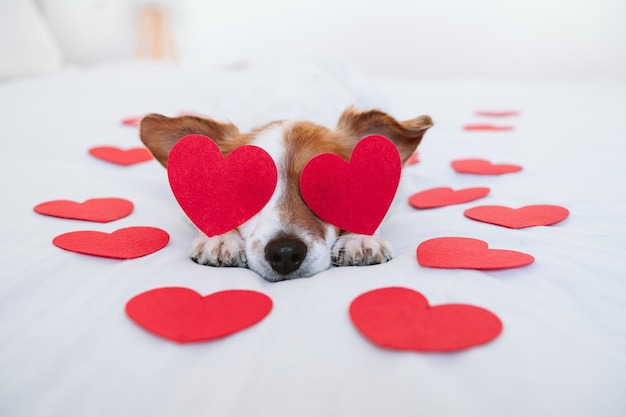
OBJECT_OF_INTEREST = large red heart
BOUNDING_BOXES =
[34,197,134,222]
[408,187,490,209]
[126,287,273,343]
[416,237,534,270]
[300,135,401,235]
[350,287,502,352]
[451,158,522,175]
[167,134,278,237]
[53,226,169,259]
[89,146,153,165]
[464,205,569,229]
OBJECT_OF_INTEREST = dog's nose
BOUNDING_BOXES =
[265,237,308,275]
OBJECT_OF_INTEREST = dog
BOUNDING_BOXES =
[140,107,432,282]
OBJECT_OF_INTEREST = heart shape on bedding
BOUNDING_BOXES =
[350,287,502,352]
[463,124,514,131]
[451,158,522,175]
[89,146,153,165]
[408,187,490,209]
[300,135,401,235]
[34,197,134,222]
[126,288,273,343]
[167,134,278,237]
[464,205,569,229]
[53,226,169,259]
[416,237,534,270]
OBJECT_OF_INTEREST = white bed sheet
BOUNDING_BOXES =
[1,62,625,417]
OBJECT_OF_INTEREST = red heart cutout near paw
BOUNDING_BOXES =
[89,146,153,165]
[463,124,513,131]
[167,134,278,237]
[408,187,490,209]
[350,287,502,352]
[417,237,534,270]
[126,288,273,343]
[300,135,401,235]
[464,205,569,229]
[53,226,169,259]
[34,198,134,222]
[451,159,522,175]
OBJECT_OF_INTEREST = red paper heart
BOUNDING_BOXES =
[463,124,514,131]
[475,111,520,117]
[451,158,522,175]
[121,116,142,126]
[350,287,502,352]
[126,288,272,343]
[89,146,153,165]
[300,135,401,235]
[417,237,534,270]
[34,198,134,222]
[167,134,278,237]
[464,205,569,229]
[408,187,490,209]
[53,226,169,259]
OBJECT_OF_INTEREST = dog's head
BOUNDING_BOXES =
[140,107,432,281]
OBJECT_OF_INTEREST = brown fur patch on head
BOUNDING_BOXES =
[278,122,349,239]
[139,114,242,167]
[336,106,433,163]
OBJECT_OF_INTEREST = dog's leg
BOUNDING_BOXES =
[331,233,394,266]
[190,229,247,267]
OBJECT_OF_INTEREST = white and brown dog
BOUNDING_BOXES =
[140,107,432,282]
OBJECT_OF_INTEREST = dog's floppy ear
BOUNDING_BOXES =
[337,107,433,163]
[140,114,240,167]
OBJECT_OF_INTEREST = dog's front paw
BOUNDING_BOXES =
[331,234,394,266]
[190,230,247,267]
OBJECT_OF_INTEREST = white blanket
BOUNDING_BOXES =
[1,61,625,417]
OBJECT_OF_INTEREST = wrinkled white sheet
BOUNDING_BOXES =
[1,61,625,417]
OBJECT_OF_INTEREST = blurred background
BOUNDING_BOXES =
[1,0,625,79]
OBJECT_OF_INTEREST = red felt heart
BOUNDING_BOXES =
[89,146,153,165]
[451,158,522,175]
[463,124,514,131]
[300,135,401,235]
[350,287,502,352]
[408,187,490,209]
[34,198,134,222]
[464,205,569,229]
[475,111,520,117]
[126,287,273,343]
[417,237,534,270]
[167,134,277,237]
[53,226,169,259]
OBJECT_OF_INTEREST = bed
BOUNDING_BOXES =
[1,60,625,417]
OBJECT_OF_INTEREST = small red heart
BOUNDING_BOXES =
[417,237,534,270]
[463,124,514,131]
[350,287,502,352]
[406,151,420,165]
[121,116,142,126]
[451,158,522,175]
[126,288,273,343]
[300,135,401,235]
[34,198,134,222]
[408,187,490,209]
[53,226,169,259]
[464,205,569,229]
[167,134,278,237]
[89,146,153,165]
[475,111,520,117]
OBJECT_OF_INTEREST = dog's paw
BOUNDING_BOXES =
[331,234,394,266]
[190,230,247,267]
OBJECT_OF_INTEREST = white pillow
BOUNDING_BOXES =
[0,0,64,79]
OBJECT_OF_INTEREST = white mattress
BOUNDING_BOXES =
[1,61,625,417]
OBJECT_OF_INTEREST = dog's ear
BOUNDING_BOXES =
[140,114,240,167]
[337,107,433,163]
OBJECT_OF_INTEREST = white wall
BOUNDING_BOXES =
[35,0,626,78]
